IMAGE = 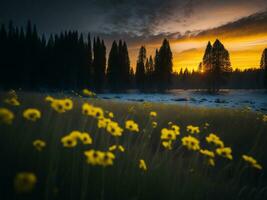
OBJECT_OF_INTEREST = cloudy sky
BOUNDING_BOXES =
[1,0,267,71]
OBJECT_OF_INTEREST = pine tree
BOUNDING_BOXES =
[107,40,119,90]
[155,39,173,91]
[136,46,146,90]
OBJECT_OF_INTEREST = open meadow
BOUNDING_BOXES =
[0,90,267,200]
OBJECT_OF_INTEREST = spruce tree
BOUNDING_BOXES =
[136,46,146,90]
[260,48,267,89]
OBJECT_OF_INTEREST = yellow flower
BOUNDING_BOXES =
[100,152,116,166]
[14,172,37,193]
[63,99,73,110]
[149,111,157,117]
[0,108,14,124]
[108,112,114,118]
[79,132,93,145]
[82,89,96,97]
[91,107,104,118]
[181,136,200,151]
[106,121,123,136]
[263,115,267,122]
[186,125,200,134]
[152,121,157,128]
[69,130,82,140]
[33,139,46,151]
[61,135,77,148]
[49,98,73,113]
[206,133,224,148]
[208,158,215,167]
[84,150,103,165]
[171,125,180,135]
[97,117,111,128]
[216,147,233,160]
[4,97,20,106]
[139,159,147,171]
[82,103,94,115]
[108,145,125,152]
[125,120,139,132]
[45,96,54,102]
[160,128,176,140]
[200,149,215,158]
[23,108,41,121]
[168,121,173,125]
[162,140,173,150]
[242,155,263,170]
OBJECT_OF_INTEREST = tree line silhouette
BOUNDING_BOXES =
[0,21,266,92]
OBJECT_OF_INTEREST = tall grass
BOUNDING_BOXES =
[0,91,267,200]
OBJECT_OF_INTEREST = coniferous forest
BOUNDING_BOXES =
[0,21,267,92]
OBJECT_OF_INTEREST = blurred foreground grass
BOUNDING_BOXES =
[0,91,267,200]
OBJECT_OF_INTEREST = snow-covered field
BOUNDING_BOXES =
[98,89,267,113]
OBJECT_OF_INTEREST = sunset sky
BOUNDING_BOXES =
[1,0,267,71]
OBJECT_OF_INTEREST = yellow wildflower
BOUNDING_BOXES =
[82,89,96,97]
[69,130,82,140]
[4,97,20,106]
[45,96,54,102]
[108,112,114,118]
[125,120,139,132]
[216,147,233,160]
[200,149,215,158]
[168,121,173,125]
[152,121,157,128]
[208,158,215,167]
[82,103,94,115]
[106,121,123,136]
[91,107,104,118]
[97,117,111,128]
[263,115,267,122]
[149,111,157,117]
[61,135,77,148]
[181,135,200,151]
[206,133,224,148]
[14,172,37,193]
[33,139,46,151]
[108,145,125,152]
[51,100,66,113]
[100,152,116,166]
[171,125,180,135]
[63,98,73,110]
[139,159,147,171]
[0,108,14,124]
[186,125,200,134]
[84,150,103,165]
[161,128,176,140]
[242,155,263,170]
[79,132,93,145]
[162,140,173,150]
[23,108,41,121]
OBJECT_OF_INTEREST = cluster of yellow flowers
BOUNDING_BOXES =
[186,125,200,134]
[82,103,104,118]
[0,108,14,124]
[23,108,41,121]
[84,150,115,166]
[45,96,73,113]
[242,155,262,170]
[14,172,37,193]
[61,131,92,147]
[206,133,224,147]
[33,139,46,151]
[181,135,200,151]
